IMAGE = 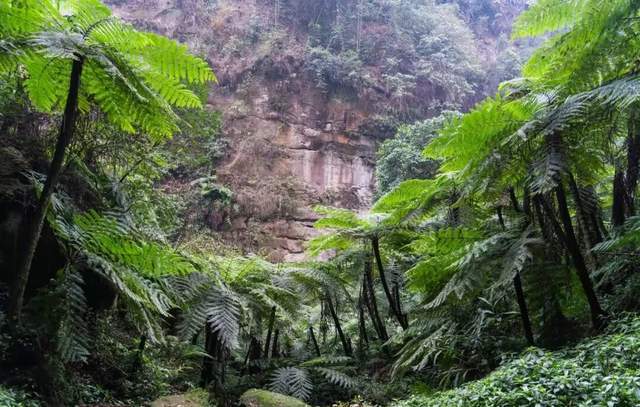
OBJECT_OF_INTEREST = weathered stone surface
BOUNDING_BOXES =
[151,390,209,407]
[106,0,525,261]
[239,389,309,407]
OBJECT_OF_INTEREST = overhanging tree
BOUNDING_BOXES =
[0,0,216,321]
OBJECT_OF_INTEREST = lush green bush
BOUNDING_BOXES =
[0,386,40,407]
[395,316,640,407]
[375,114,455,197]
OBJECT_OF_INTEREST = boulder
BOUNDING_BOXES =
[151,390,209,407]
[239,389,309,407]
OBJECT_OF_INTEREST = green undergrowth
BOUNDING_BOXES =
[395,316,640,407]
[0,386,40,407]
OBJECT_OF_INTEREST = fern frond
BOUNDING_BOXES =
[57,266,91,363]
[313,367,357,389]
[269,367,313,401]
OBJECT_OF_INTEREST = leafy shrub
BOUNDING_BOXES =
[0,386,40,407]
[304,47,370,94]
[394,316,640,407]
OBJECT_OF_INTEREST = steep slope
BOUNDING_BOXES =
[107,0,526,261]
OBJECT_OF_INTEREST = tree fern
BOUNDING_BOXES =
[269,367,313,401]
[56,265,91,363]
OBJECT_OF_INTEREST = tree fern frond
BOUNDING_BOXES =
[57,266,90,363]
[269,367,313,401]
[300,356,352,367]
[313,367,357,389]
[512,0,587,39]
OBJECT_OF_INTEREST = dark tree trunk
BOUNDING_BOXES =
[371,237,407,329]
[200,327,219,386]
[498,197,534,344]
[513,273,534,345]
[362,276,383,340]
[509,187,521,213]
[271,329,280,358]
[497,207,506,229]
[392,282,407,328]
[8,57,85,322]
[532,194,571,333]
[241,336,262,375]
[554,183,607,329]
[309,326,321,357]
[626,112,640,216]
[325,294,352,356]
[357,286,369,349]
[263,306,276,358]
[364,259,388,341]
[537,195,568,247]
[567,174,600,270]
[613,169,627,227]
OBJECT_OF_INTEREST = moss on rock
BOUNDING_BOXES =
[239,389,309,407]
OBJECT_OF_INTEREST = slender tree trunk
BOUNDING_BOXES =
[513,273,534,345]
[392,282,406,328]
[509,187,521,213]
[538,195,568,247]
[532,195,571,331]
[325,294,352,356]
[362,277,383,340]
[200,327,219,386]
[498,199,534,344]
[241,336,262,375]
[364,259,388,341]
[8,57,85,322]
[567,174,599,270]
[309,326,321,357]
[271,329,280,358]
[626,111,640,216]
[554,182,607,329]
[497,207,506,229]
[613,169,627,227]
[357,286,369,349]
[371,237,407,329]
[263,306,276,358]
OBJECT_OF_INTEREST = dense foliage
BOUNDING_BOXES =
[1,0,640,406]
[395,316,640,406]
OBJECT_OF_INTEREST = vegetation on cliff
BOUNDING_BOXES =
[1,0,640,406]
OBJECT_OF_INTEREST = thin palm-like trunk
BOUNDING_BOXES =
[364,259,388,341]
[362,277,383,339]
[200,327,219,386]
[626,111,640,216]
[498,198,534,345]
[371,237,407,329]
[357,288,369,350]
[325,293,352,356]
[567,174,600,270]
[271,329,280,358]
[263,306,276,358]
[8,57,85,322]
[309,326,321,357]
[612,169,627,227]
[513,273,534,345]
[554,183,607,329]
[509,187,521,213]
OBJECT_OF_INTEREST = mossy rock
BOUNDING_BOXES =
[239,389,310,407]
[151,389,209,407]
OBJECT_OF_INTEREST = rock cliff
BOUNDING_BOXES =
[106,0,526,261]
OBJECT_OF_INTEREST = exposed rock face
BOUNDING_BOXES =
[106,0,524,261]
